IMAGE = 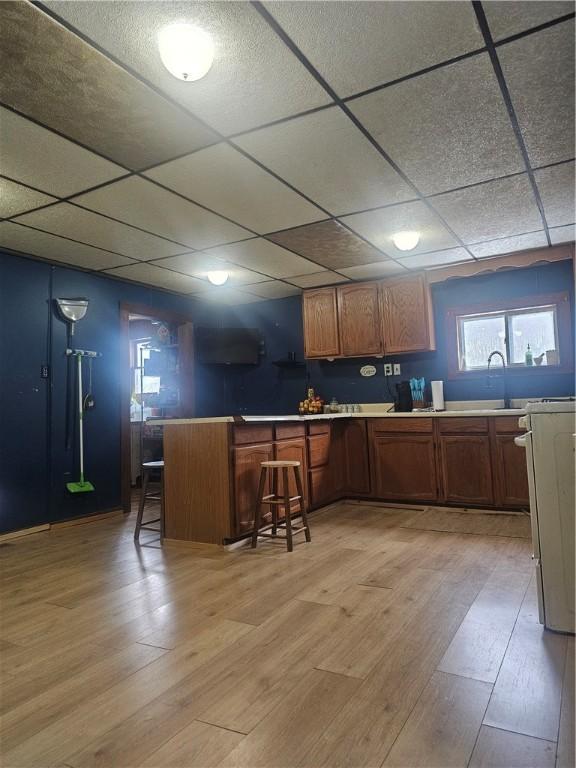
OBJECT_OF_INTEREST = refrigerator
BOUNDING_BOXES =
[515,401,575,634]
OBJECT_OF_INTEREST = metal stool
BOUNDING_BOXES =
[134,460,164,542]
[251,460,311,552]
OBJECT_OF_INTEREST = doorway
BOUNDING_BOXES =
[120,303,194,514]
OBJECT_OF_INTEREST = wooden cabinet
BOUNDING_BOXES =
[343,419,370,494]
[302,288,340,358]
[493,434,529,507]
[439,435,494,506]
[370,431,437,502]
[337,282,382,356]
[233,442,274,534]
[381,273,435,354]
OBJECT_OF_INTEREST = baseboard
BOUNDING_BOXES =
[0,524,50,542]
[51,508,123,529]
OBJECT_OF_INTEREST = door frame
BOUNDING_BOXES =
[120,302,194,514]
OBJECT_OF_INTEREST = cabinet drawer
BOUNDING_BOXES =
[233,424,274,445]
[308,434,330,467]
[370,417,433,434]
[308,422,331,436]
[494,416,525,434]
[275,422,306,441]
[438,417,488,434]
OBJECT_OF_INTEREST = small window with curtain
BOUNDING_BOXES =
[446,292,572,378]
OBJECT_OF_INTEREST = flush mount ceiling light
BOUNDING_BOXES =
[207,270,229,286]
[392,231,420,251]
[158,23,214,81]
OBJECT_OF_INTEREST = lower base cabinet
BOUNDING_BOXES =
[494,434,530,507]
[344,419,370,494]
[439,435,494,506]
[233,442,274,534]
[371,434,437,502]
[274,437,308,515]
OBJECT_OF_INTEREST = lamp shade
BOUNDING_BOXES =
[56,298,89,323]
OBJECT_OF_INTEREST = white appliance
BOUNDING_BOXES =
[515,401,575,633]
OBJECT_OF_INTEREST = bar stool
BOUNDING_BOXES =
[251,461,311,552]
[134,460,164,543]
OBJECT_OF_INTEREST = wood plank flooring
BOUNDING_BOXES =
[0,500,573,768]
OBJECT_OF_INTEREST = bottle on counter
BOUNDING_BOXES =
[525,344,534,366]
[329,397,339,413]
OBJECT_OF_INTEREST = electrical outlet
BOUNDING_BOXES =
[393,363,401,376]
[384,363,393,376]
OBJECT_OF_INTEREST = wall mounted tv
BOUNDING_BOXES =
[195,327,262,365]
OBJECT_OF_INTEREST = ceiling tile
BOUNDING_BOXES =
[340,201,458,256]
[399,247,473,270]
[103,263,207,293]
[0,107,125,197]
[265,1,484,97]
[349,54,524,195]
[73,177,252,250]
[484,1,574,41]
[0,221,135,270]
[0,2,217,170]
[267,220,385,269]
[286,271,351,288]
[149,252,228,279]
[534,161,576,227]
[549,224,576,244]
[242,281,302,299]
[498,20,575,166]
[0,178,56,218]
[430,176,543,244]
[205,238,320,278]
[44,1,331,136]
[16,203,185,261]
[193,287,265,304]
[469,231,548,258]
[235,107,414,215]
[339,261,406,280]
[145,143,325,234]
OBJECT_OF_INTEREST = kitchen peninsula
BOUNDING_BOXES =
[156,407,529,545]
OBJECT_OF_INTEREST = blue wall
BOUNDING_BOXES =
[1,250,573,534]
[224,260,575,414]
[0,250,226,533]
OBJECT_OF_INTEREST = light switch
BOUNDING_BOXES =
[384,363,393,376]
[393,363,401,375]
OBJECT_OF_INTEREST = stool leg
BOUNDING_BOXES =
[251,467,267,548]
[134,468,149,542]
[283,467,293,552]
[159,468,165,543]
[271,466,278,536]
[294,465,311,543]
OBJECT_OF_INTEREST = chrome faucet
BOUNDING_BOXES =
[487,350,511,409]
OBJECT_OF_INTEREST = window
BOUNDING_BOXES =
[445,292,572,379]
[458,305,558,371]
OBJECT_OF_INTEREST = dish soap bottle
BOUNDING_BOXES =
[525,344,533,366]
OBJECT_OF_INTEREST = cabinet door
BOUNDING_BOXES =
[337,282,382,356]
[381,273,435,354]
[371,434,437,501]
[275,438,308,514]
[309,465,333,508]
[233,442,274,534]
[344,419,370,494]
[303,288,340,358]
[439,435,494,506]
[494,434,530,507]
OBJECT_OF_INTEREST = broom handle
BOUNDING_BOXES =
[77,353,84,484]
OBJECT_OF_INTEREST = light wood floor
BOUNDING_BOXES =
[0,500,573,768]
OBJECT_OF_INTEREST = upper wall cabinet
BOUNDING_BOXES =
[302,287,340,358]
[302,273,435,359]
[380,274,436,354]
[337,282,382,357]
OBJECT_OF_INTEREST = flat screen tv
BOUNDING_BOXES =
[195,327,261,365]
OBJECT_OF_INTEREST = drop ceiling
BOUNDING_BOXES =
[0,0,573,304]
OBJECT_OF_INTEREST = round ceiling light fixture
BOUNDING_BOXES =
[392,231,420,251]
[207,270,229,286]
[158,23,214,81]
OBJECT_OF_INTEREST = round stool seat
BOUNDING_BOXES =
[142,460,164,469]
[261,460,300,468]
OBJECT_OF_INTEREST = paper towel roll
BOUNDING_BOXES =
[431,380,445,411]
